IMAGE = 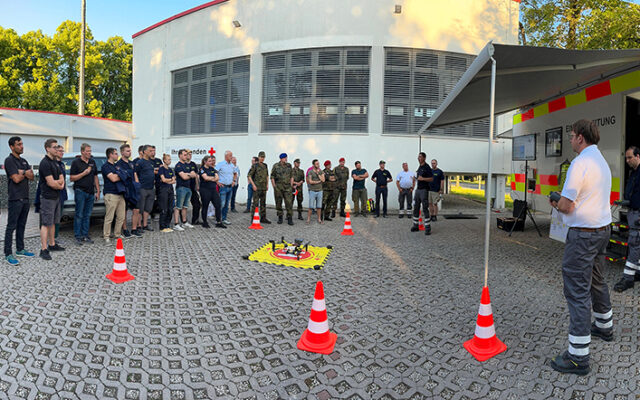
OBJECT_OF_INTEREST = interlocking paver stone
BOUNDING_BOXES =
[0,196,638,399]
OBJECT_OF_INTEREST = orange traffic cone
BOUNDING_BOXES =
[463,286,507,361]
[418,211,425,231]
[249,207,263,230]
[106,238,135,283]
[297,281,337,355]
[341,212,354,236]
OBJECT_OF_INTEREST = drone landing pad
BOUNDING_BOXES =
[247,242,332,270]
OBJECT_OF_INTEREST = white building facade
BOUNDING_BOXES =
[132,0,519,208]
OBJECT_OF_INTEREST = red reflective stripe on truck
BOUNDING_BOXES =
[585,81,612,101]
[548,97,566,113]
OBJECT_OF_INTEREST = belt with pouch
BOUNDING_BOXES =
[569,226,609,232]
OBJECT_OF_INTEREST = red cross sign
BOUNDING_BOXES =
[208,147,216,156]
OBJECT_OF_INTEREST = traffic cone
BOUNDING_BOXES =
[297,281,337,355]
[106,238,135,283]
[249,207,263,230]
[463,286,507,362]
[418,211,425,231]
[341,212,354,236]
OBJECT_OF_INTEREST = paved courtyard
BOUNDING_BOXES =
[0,196,638,399]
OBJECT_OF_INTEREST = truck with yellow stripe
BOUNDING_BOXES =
[511,68,640,248]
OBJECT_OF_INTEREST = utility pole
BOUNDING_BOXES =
[78,0,86,115]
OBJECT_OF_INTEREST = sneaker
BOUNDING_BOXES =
[231,209,238,213]
[122,230,132,238]
[104,238,111,244]
[549,351,590,375]
[613,277,634,292]
[173,225,185,231]
[75,238,84,246]
[5,255,19,265]
[411,226,419,232]
[202,223,211,229]
[48,244,65,252]
[261,218,271,224]
[183,222,194,228]
[16,250,35,257]
[216,222,227,229]
[132,229,143,237]
[39,249,52,260]
[243,209,251,213]
[223,220,231,225]
[161,228,173,233]
[83,237,94,244]
[143,225,154,232]
[591,322,614,342]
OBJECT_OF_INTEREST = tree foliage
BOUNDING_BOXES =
[520,0,640,49]
[0,21,132,120]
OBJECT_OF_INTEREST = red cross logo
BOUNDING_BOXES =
[208,147,216,156]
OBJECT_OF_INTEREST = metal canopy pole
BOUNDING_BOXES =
[483,57,497,288]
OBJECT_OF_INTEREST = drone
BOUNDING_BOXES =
[270,236,310,260]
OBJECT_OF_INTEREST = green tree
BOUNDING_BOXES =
[0,21,132,120]
[520,0,640,49]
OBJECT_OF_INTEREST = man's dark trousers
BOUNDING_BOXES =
[4,199,30,256]
[375,186,388,216]
[191,189,201,224]
[562,227,613,365]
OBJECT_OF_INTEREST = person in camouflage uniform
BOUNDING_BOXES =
[271,153,294,225]
[333,157,350,218]
[247,151,271,224]
[292,158,305,220]
[322,160,337,221]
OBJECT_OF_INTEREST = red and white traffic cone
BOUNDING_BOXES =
[463,286,507,361]
[418,211,425,231]
[297,281,337,355]
[106,238,135,283]
[341,212,354,236]
[249,207,263,230]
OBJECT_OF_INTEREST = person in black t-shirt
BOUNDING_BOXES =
[38,139,66,260]
[199,155,225,229]
[186,150,202,225]
[116,143,141,237]
[429,159,445,221]
[412,152,434,235]
[3,136,36,265]
[69,143,100,245]
[134,145,156,231]
[371,160,393,218]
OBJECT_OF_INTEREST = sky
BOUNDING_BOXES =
[0,0,210,42]
[2,0,640,43]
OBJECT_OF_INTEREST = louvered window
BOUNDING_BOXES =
[262,47,370,133]
[383,48,489,137]
[171,56,250,135]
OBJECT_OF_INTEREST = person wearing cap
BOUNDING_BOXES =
[322,160,337,221]
[217,150,238,225]
[372,160,393,218]
[306,159,325,224]
[271,153,295,225]
[292,158,305,220]
[351,161,369,217]
[248,151,271,223]
[412,152,433,235]
[333,158,350,218]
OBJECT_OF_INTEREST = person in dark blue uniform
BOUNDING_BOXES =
[199,155,225,229]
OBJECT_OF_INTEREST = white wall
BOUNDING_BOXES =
[0,108,132,166]
[132,0,519,208]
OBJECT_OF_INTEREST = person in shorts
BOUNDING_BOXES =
[38,139,66,260]
[175,149,196,228]
[306,159,325,224]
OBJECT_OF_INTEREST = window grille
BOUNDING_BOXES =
[262,47,370,133]
[171,56,250,135]
[384,48,489,137]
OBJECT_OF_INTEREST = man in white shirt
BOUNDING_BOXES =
[549,119,613,375]
[396,162,415,218]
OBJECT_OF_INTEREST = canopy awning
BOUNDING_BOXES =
[420,42,640,131]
